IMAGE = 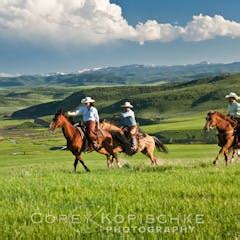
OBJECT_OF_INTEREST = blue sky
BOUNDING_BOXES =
[0,0,240,74]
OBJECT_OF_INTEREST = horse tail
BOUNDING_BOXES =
[153,136,168,153]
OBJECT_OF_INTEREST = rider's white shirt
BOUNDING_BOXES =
[71,106,99,122]
[228,101,240,117]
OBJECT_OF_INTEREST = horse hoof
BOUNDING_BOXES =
[117,164,122,168]
[156,160,163,166]
[213,160,217,165]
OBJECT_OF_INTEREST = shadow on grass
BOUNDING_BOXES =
[195,162,212,168]
[59,168,91,175]
[58,160,217,175]
[128,165,179,173]
[49,146,67,151]
[127,161,215,173]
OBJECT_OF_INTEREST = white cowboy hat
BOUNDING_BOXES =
[81,96,95,104]
[225,92,240,100]
[121,101,133,108]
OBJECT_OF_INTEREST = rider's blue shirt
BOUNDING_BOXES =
[122,109,137,127]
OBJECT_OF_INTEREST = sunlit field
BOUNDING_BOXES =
[0,119,239,239]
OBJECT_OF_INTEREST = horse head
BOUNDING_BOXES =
[203,111,237,132]
[49,109,66,134]
[203,111,217,132]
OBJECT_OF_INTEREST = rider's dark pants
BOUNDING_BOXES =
[85,120,98,144]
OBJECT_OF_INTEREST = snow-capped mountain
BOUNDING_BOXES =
[0,61,240,87]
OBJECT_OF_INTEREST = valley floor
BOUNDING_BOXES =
[0,122,239,239]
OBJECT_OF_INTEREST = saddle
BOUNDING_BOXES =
[74,122,104,152]
[74,123,85,139]
[73,123,90,152]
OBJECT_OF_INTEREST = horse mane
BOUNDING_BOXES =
[211,111,237,128]
[100,119,122,128]
[54,108,65,119]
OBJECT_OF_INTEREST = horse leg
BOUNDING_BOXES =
[149,146,160,166]
[224,140,235,166]
[110,155,115,168]
[213,147,223,165]
[218,141,233,166]
[77,155,90,172]
[224,147,235,166]
[114,153,122,168]
[73,157,78,173]
[224,151,229,166]
[224,147,232,166]
[142,148,157,166]
[104,145,117,168]
[106,155,110,168]
[106,154,114,169]
[228,147,235,163]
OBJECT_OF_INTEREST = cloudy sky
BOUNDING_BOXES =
[0,0,240,74]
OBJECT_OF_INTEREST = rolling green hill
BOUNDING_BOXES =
[0,86,92,116]
[11,73,240,120]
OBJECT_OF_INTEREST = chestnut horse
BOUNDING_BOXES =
[49,110,122,172]
[204,111,239,165]
[100,120,168,166]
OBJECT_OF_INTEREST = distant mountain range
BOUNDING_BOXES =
[1,61,240,87]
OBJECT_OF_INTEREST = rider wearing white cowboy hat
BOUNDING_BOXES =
[121,101,138,151]
[67,97,100,151]
[225,92,240,118]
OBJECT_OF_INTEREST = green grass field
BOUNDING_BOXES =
[142,113,205,133]
[0,119,239,239]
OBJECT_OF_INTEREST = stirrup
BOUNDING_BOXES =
[93,143,101,151]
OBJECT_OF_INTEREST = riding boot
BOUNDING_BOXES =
[131,136,138,151]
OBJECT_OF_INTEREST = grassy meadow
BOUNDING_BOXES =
[0,116,239,239]
[1,77,240,239]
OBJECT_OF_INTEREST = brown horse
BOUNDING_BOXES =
[49,110,122,172]
[100,120,168,166]
[203,111,239,165]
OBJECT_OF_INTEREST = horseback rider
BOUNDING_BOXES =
[121,101,138,151]
[67,97,100,151]
[226,92,240,119]
[225,92,240,143]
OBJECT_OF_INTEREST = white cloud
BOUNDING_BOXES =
[0,0,240,46]
[183,14,240,41]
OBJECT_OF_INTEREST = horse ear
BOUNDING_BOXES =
[56,108,64,115]
[208,110,215,115]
